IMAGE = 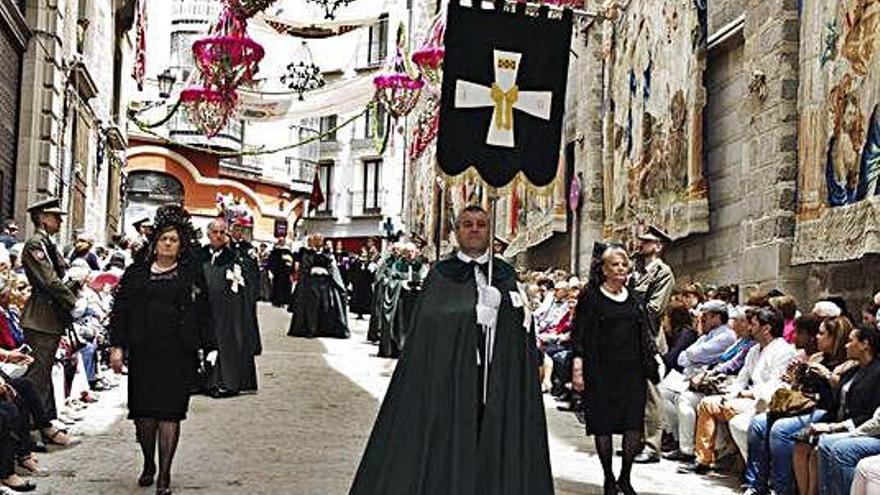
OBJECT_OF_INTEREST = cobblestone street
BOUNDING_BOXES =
[33,304,741,494]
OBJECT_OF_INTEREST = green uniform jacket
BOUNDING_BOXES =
[21,229,77,336]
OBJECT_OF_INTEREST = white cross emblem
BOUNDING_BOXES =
[454,50,553,148]
[226,264,246,294]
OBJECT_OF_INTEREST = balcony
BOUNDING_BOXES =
[168,113,242,151]
[219,155,262,179]
[349,189,385,218]
[172,0,221,25]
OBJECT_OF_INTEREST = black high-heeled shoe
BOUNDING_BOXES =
[155,489,172,495]
[138,465,156,487]
[603,478,617,495]
[616,479,637,495]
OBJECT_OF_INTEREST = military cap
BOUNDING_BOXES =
[132,217,154,229]
[26,197,65,215]
[637,225,671,243]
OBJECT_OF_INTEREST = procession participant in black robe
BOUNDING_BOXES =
[197,219,259,397]
[265,237,294,307]
[347,247,374,319]
[287,234,349,338]
[376,244,407,357]
[379,242,429,358]
[256,243,272,301]
[350,205,553,495]
[366,244,401,343]
[109,205,216,495]
[229,218,262,356]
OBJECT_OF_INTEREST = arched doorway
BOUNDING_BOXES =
[123,171,185,236]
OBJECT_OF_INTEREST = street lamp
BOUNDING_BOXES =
[157,69,177,99]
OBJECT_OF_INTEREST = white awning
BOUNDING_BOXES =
[237,73,377,121]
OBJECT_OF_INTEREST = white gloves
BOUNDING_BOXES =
[205,350,218,366]
[476,285,501,328]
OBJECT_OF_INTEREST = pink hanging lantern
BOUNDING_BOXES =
[180,86,238,138]
[192,9,265,94]
[411,14,445,87]
[373,24,424,119]
[225,0,277,20]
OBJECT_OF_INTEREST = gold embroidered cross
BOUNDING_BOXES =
[454,50,553,148]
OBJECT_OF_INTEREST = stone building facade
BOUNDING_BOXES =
[14,0,134,243]
[568,0,878,306]
[403,0,878,308]
[0,1,29,224]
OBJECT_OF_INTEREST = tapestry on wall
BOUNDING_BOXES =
[601,0,708,241]
[793,0,880,264]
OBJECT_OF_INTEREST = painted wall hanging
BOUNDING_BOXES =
[793,0,880,264]
[601,0,708,241]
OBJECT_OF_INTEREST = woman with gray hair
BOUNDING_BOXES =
[572,244,659,495]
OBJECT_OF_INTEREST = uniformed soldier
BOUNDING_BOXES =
[132,217,154,245]
[631,225,676,464]
[21,197,78,418]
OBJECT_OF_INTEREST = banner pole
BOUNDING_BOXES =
[488,194,497,283]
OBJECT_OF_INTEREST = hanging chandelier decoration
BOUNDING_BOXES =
[409,95,440,160]
[306,0,356,20]
[179,86,238,138]
[281,42,325,100]
[373,23,424,119]
[192,9,265,94]
[225,0,278,20]
[411,14,445,89]
[182,7,264,137]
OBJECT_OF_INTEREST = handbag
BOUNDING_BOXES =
[689,372,734,395]
[768,387,817,417]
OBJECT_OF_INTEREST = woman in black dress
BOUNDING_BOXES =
[572,245,658,495]
[288,234,350,338]
[109,205,215,495]
[347,247,374,318]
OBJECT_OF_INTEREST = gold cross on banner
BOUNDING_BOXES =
[454,50,552,148]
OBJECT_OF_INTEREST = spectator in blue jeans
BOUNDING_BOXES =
[792,325,880,495]
[743,315,848,494]
[817,432,880,495]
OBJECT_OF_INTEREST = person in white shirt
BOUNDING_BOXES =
[681,307,795,474]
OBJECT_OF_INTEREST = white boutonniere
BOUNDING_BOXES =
[226,264,246,294]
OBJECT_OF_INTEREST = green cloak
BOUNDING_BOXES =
[349,255,554,495]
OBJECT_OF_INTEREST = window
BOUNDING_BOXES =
[319,115,337,142]
[367,15,389,66]
[363,159,381,213]
[317,160,333,213]
[364,105,386,139]
[170,31,199,79]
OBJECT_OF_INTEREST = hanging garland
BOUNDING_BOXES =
[129,107,367,159]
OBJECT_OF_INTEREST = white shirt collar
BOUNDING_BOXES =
[456,250,490,265]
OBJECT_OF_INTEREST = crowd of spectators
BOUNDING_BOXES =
[521,260,880,495]
[0,220,137,493]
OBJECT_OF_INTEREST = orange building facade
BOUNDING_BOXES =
[124,139,303,243]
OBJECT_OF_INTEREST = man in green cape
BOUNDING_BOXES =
[349,205,554,495]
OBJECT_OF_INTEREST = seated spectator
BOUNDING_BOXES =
[770,295,799,344]
[680,308,795,475]
[68,234,100,271]
[537,295,576,397]
[743,315,849,495]
[862,301,878,330]
[792,325,880,495]
[814,301,843,320]
[535,281,570,334]
[663,305,756,462]
[677,300,738,376]
[662,301,698,376]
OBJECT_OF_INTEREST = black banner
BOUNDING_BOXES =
[437,1,572,188]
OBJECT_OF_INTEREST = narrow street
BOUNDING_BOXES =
[34,304,740,494]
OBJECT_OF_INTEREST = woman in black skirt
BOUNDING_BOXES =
[109,205,215,495]
[572,245,658,495]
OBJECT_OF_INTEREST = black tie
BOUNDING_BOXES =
[468,260,489,276]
